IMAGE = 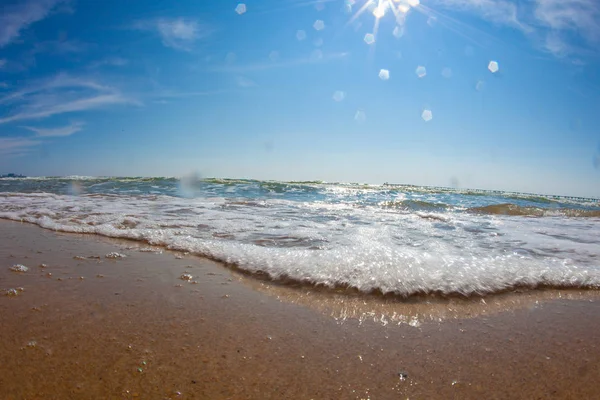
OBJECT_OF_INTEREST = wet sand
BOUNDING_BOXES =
[1,219,599,399]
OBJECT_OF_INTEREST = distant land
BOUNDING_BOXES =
[0,173,26,178]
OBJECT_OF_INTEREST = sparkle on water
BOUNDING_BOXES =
[313,20,325,31]
[378,69,390,80]
[235,3,246,15]
[416,66,427,78]
[422,109,433,122]
[333,91,346,102]
[364,33,375,44]
[488,60,499,73]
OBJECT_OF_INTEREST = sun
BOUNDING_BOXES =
[347,0,421,45]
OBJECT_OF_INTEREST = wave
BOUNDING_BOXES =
[468,203,600,218]
[1,192,599,298]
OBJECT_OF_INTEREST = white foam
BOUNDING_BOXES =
[1,193,599,296]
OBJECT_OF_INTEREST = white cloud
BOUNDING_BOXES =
[0,0,67,48]
[134,18,211,51]
[22,121,84,137]
[0,74,138,124]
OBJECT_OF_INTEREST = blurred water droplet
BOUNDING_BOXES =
[225,52,236,64]
[364,33,375,45]
[442,67,452,78]
[313,20,325,31]
[333,91,345,102]
[427,16,437,27]
[69,181,83,196]
[476,80,485,91]
[310,49,323,61]
[397,4,410,14]
[296,30,307,41]
[235,4,247,15]
[315,1,325,11]
[355,110,366,123]
[269,51,279,62]
[373,5,386,18]
[408,0,420,6]
[416,66,426,78]
[488,61,499,73]
[421,109,433,122]
[392,26,404,39]
[314,38,324,47]
[378,69,390,80]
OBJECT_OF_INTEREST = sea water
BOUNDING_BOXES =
[1,177,599,296]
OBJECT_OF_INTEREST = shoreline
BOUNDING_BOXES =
[1,219,599,399]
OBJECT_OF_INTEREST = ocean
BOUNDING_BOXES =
[1,176,599,297]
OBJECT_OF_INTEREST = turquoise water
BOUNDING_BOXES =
[1,177,599,296]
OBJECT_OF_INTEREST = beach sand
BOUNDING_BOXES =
[1,219,599,399]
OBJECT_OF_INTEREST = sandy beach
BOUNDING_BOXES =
[1,219,599,399]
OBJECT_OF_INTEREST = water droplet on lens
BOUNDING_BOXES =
[364,33,375,45]
[313,20,325,31]
[235,4,246,15]
[392,26,404,39]
[378,69,390,80]
[421,109,433,122]
[354,110,366,122]
[488,60,499,73]
[332,91,345,102]
[296,30,307,41]
[416,66,426,78]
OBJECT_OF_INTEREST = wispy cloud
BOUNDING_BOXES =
[0,0,67,48]
[427,0,600,57]
[533,0,600,56]
[0,137,41,155]
[235,76,258,88]
[22,121,84,137]
[213,52,350,73]
[88,57,129,69]
[429,0,530,32]
[0,73,138,125]
[133,18,212,51]
[32,39,89,55]
[0,59,5,69]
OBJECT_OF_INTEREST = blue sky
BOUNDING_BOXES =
[0,0,599,197]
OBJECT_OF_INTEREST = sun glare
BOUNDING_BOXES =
[348,0,421,46]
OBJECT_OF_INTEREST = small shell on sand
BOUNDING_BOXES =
[180,273,193,281]
[4,287,25,296]
[10,264,28,272]
[105,252,127,259]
